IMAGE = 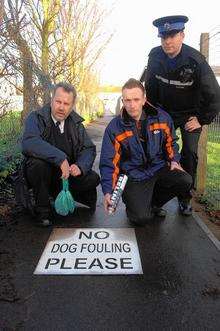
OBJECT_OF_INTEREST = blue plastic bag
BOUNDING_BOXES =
[55,178,76,216]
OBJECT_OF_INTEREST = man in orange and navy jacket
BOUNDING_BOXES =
[99,78,192,225]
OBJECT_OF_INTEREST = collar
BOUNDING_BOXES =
[139,111,147,121]
[121,102,158,125]
[51,114,65,133]
[37,103,85,126]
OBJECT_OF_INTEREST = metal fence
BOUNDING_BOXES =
[204,114,220,209]
[201,27,220,209]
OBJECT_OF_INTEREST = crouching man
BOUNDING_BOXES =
[22,82,100,226]
[99,78,192,225]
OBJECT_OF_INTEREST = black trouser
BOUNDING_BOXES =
[25,157,100,216]
[122,167,192,225]
[177,124,202,189]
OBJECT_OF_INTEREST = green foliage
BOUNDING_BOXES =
[0,111,22,183]
[176,128,182,150]
[196,194,215,212]
[99,85,121,93]
[205,140,220,208]
[0,111,21,138]
[207,125,220,143]
[207,141,220,177]
[177,127,219,210]
[77,93,104,124]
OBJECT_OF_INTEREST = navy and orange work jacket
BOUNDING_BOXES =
[99,103,180,195]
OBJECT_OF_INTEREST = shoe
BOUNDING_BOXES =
[89,205,96,214]
[179,200,192,216]
[36,212,53,227]
[36,218,53,227]
[152,206,167,217]
[86,189,97,213]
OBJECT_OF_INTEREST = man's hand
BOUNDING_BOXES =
[184,116,201,132]
[60,159,70,179]
[170,161,185,172]
[69,164,82,177]
[104,193,112,212]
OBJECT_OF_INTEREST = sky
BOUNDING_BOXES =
[99,0,220,85]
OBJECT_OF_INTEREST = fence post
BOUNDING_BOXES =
[0,0,3,25]
[196,33,209,194]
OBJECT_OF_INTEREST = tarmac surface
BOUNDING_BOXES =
[0,111,220,330]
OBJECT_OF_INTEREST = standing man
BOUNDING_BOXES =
[99,79,192,225]
[22,82,100,226]
[145,15,220,215]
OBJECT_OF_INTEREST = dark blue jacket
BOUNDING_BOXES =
[22,104,96,174]
[99,104,180,195]
[145,44,220,126]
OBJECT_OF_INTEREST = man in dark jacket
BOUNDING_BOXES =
[144,15,220,215]
[22,82,100,226]
[99,79,192,225]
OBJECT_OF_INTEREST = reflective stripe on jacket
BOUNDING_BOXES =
[99,104,180,195]
[145,44,220,126]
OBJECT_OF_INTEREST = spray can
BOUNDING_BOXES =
[108,174,128,215]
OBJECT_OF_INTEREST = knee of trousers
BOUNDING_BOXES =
[26,158,51,178]
[86,171,100,187]
[178,172,193,191]
[127,209,153,225]
[182,148,198,160]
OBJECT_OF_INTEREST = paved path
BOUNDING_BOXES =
[0,111,220,330]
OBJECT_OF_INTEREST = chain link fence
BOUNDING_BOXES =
[202,27,220,209]
[205,114,220,209]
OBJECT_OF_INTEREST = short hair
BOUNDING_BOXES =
[122,78,145,95]
[52,82,77,99]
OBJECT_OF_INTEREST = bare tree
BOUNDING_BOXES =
[1,0,39,121]
[24,0,61,103]
[0,0,112,122]
[56,0,113,91]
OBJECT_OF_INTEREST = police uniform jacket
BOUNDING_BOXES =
[22,104,96,174]
[99,104,180,195]
[145,44,220,125]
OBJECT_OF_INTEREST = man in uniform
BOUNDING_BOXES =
[145,15,220,215]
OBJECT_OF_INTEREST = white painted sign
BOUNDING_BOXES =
[34,228,143,275]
